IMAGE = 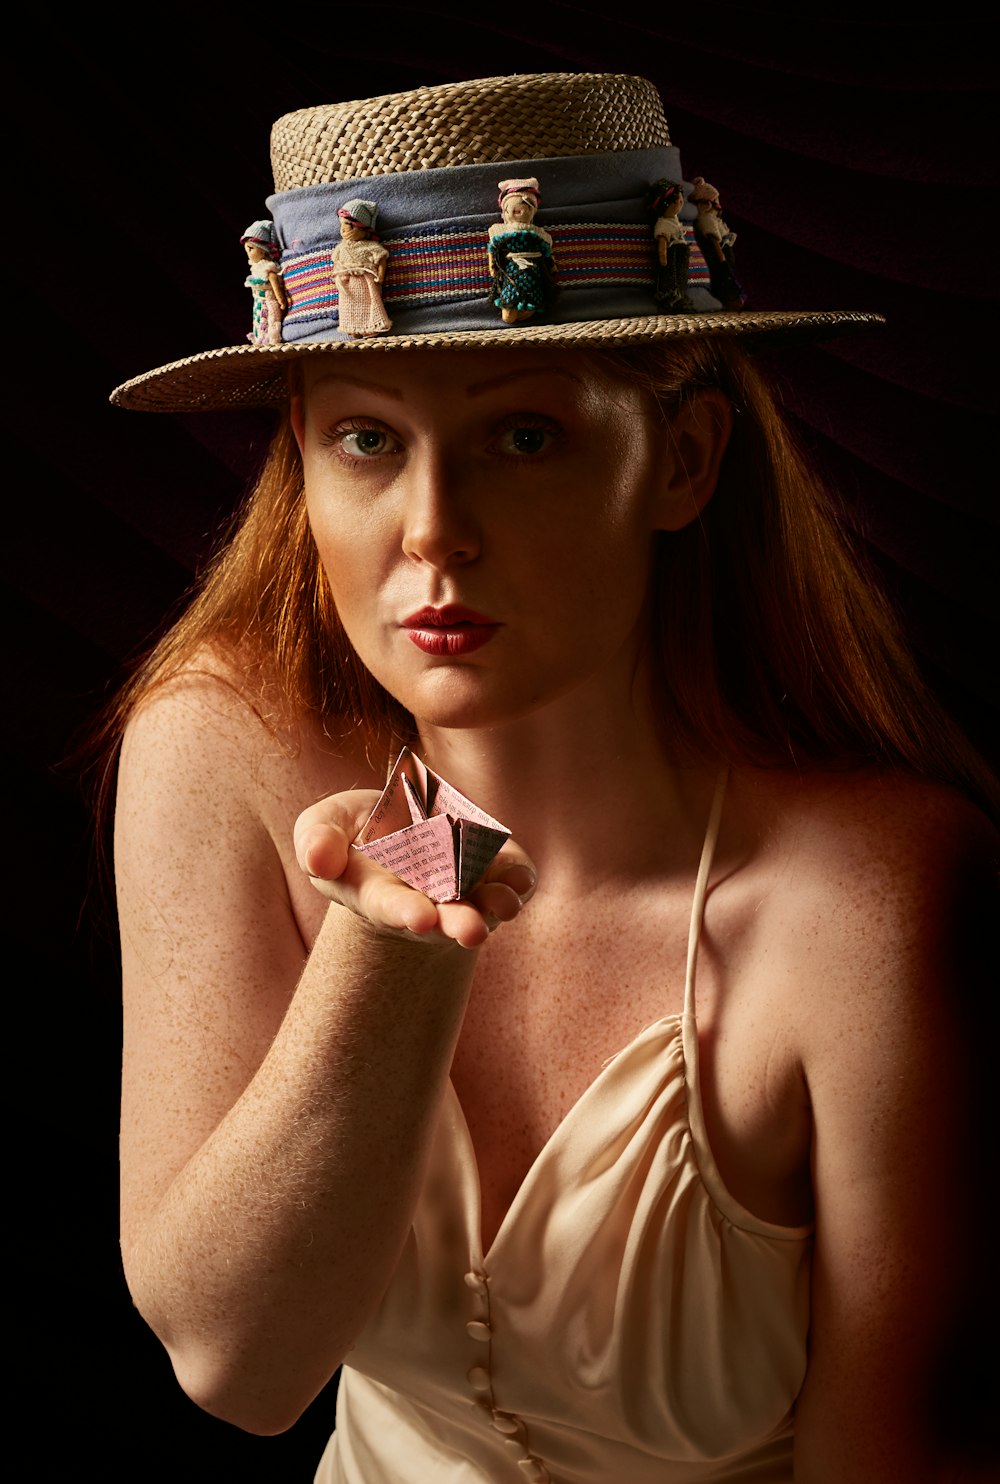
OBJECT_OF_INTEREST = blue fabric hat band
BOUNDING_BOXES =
[265,147,724,343]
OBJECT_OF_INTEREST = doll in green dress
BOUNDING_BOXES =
[241,219,287,346]
[487,178,557,324]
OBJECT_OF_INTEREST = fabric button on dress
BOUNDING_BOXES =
[517,1459,550,1482]
[466,1365,491,1392]
[466,1319,492,1341]
[491,1411,521,1436]
[463,1269,488,1291]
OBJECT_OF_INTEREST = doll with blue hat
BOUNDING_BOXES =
[241,218,287,345]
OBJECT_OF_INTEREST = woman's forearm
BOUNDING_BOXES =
[122,905,477,1434]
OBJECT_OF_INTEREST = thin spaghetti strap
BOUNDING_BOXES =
[683,766,730,1020]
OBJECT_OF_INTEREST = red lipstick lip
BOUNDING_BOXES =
[402,604,499,627]
[401,605,502,657]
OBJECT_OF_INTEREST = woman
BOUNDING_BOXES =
[106,73,997,1482]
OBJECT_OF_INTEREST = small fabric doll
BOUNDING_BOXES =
[241,219,287,346]
[487,178,557,324]
[332,200,392,338]
[689,177,746,310]
[645,179,696,313]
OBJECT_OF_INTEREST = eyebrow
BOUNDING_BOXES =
[309,365,580,399]
[309,372,404,400]
[466,366,581,396]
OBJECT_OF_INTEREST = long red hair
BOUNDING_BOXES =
[82,339,1000,837]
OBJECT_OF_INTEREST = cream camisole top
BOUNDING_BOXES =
[315,771,814,1483]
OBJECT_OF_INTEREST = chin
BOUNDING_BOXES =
[406,691,537,734]
[379,666,544,734]
[363,643,626,736]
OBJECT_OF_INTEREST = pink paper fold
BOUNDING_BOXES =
[353,748,511,902]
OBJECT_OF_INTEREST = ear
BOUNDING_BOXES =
[653,388,733,532]
[290,393,306,455]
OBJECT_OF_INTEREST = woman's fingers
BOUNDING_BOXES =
[434,899,495,950]
[446,846,539,944]
[481,843,539,905]
[293,790,383,881]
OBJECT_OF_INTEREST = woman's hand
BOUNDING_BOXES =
[293,789,537,950]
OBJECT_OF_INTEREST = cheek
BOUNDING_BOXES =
[306,507,391,679]
[592,444,664,557]
[304,480,384,615]
[578,462,661,617]
[531,499,656,642]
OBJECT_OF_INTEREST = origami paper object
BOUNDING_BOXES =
[353,748,511,903]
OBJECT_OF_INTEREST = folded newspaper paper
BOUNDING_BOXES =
[353,748,511,903]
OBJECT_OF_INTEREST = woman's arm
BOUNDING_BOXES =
[790,784,997,1481]
[117,673,532,1434]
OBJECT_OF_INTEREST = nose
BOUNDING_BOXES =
[400,453,481,570]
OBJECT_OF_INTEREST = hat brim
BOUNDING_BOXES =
[110,309,885,413]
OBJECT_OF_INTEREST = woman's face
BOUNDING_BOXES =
[294,349,698,732]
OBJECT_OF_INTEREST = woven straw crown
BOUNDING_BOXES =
[110,72,883,413]
[269,73,672,188]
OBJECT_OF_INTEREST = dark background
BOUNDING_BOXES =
[12,6,997,1478]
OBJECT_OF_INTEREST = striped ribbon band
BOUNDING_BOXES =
[281,222,710,330]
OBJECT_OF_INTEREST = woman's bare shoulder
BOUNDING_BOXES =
[742,763,997,885]
[731,763,998,1028]
[119,644,384,806]
[116,647,388,946]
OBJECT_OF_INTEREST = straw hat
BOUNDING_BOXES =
[110,72,884,413]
